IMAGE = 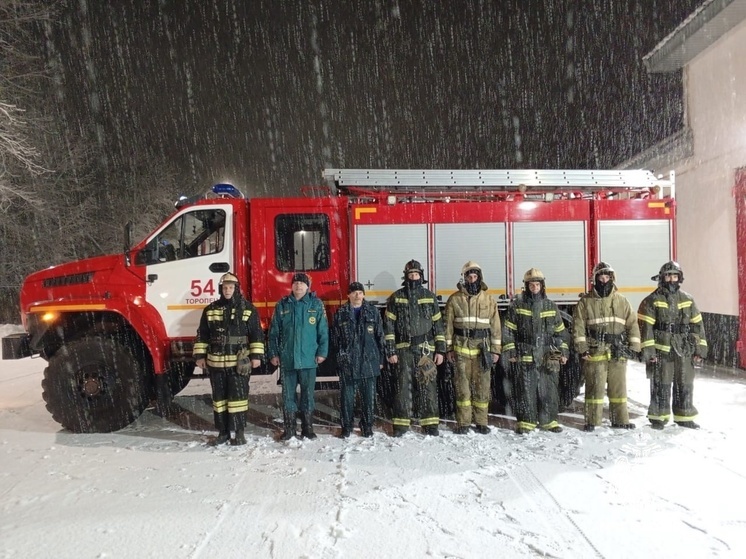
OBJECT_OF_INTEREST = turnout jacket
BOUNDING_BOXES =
[638,288,708,361]
[331,301,385,380]
[268,291,329,370]
[573,286,641,360]
[444,281,501,356]
[501,292,569,364]
[384,284,446,357]
[193,295,264,369]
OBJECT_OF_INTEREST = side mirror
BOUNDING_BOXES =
[124,221,134,266]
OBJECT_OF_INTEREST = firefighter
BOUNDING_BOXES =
[444,261,501,434]
[502,268,570,434]
[269,273,329,440]
[573,262,641,432]
[384,260,446,436]
[193,272,264,445]
[331,281,385,438]
[638,261,708,430]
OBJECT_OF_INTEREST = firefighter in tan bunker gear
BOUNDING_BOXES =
[444,261,501,434]
[573,262,640,432]
[501,268,570,434]
[194,273,264,445]
[385,260,446,437]
[638,261,708,430]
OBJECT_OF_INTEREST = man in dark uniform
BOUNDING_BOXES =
[331,282,385,438]
[384,260,446,437]
[194,272,264,445]
[638,261,708,430]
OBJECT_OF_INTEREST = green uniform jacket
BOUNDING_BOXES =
[637,287,708,361]
[573,287,641,360]
[384,284,446,357]
[268,292,329,370]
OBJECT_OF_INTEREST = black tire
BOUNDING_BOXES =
[42,337,148,433]
[168,362,194,397]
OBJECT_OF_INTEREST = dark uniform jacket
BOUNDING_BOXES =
[384,284,446,357]
[502,292,569,365]
[331,301,384,380]
[268,292,329,370]
[638,288,708,361]
[193,295,264,368]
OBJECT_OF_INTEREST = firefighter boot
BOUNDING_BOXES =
[213,412,230,445]
[650,420,665,430]
[281,414,297,441]
[232,429,247,446]
[300,413,317,439]
[675,421,700,429]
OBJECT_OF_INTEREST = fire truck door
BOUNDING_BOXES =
[139,205,234,338]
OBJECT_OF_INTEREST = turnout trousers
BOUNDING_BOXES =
[392,347,439,429]
[582,358,630,426]
[453,354,491,428]
[647,355,698,424]
[339,375,377,431]
[208,366,249,433]
[513,363,560,431]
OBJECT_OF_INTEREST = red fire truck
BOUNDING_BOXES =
[2,168,675,433]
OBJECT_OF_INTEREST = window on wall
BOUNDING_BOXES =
[136,209,226,265]
[275,213,330,272]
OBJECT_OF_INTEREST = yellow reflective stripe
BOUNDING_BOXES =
[699,340,708,347]
[575,336,586,343]
[455,347,480,357]
[586,316,627,327]
[677,301,692,309]
[473,401,489,409]
[673,413,698,421]
[628,336,640,344]
[641,340,655,348]
[554,323,566,333]
[654,344,670,352]
[586,398,605,404]
[193,342,208,353]
[520,356,533,362]
[453,317,491,325]
[432,312,442,321]
[420,417,440,426]
[587,353,610,362]
[516,421,536,430]
[394,298,409,304]
[541,420,560,430]
[515,308,532,316]
[206,355,239,367]
[690,314,702,323]
[213,399,228,412]
[249,343,265,354]
[491,337,501,346]
[539,310,556,318]
[647,413,670,421]
[653,301,668,308]
[506,321,518,330]
[456,399,472,407]
[608,397,627,404]
[386,311,397,320]
[638,313,655,324]
[228,400,249,413]
[392,418,411,426]
[418,298,435,304]
[502,342,516,351]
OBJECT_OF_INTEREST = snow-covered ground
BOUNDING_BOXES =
[1,323,745,558]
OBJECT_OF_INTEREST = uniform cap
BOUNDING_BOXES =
[348,281,365,294]
[291,273,311,286]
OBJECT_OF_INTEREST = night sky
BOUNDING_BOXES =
[47,0,702,197]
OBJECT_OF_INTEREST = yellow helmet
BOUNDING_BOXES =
[523,268,545,282]
[219,272,239,285]
[461,261,482,276]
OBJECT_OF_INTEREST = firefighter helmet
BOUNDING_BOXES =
[652,261,684,283]
[592,262,614,276]
[219,272,239,285]
[403,260,424,276]
[461,261,482,277]
[523,268,545,282]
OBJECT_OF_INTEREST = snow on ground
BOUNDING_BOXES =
[1,323,745,558]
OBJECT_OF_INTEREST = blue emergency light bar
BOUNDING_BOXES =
[212,183,243,198]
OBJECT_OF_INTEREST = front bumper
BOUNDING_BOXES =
[2,333,33,359]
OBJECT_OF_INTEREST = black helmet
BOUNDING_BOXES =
[403,260,424,276]
[652,261,684,284]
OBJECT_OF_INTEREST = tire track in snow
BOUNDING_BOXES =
[508,465,605,558]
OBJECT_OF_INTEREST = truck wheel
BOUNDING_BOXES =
[42,337,148,433]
